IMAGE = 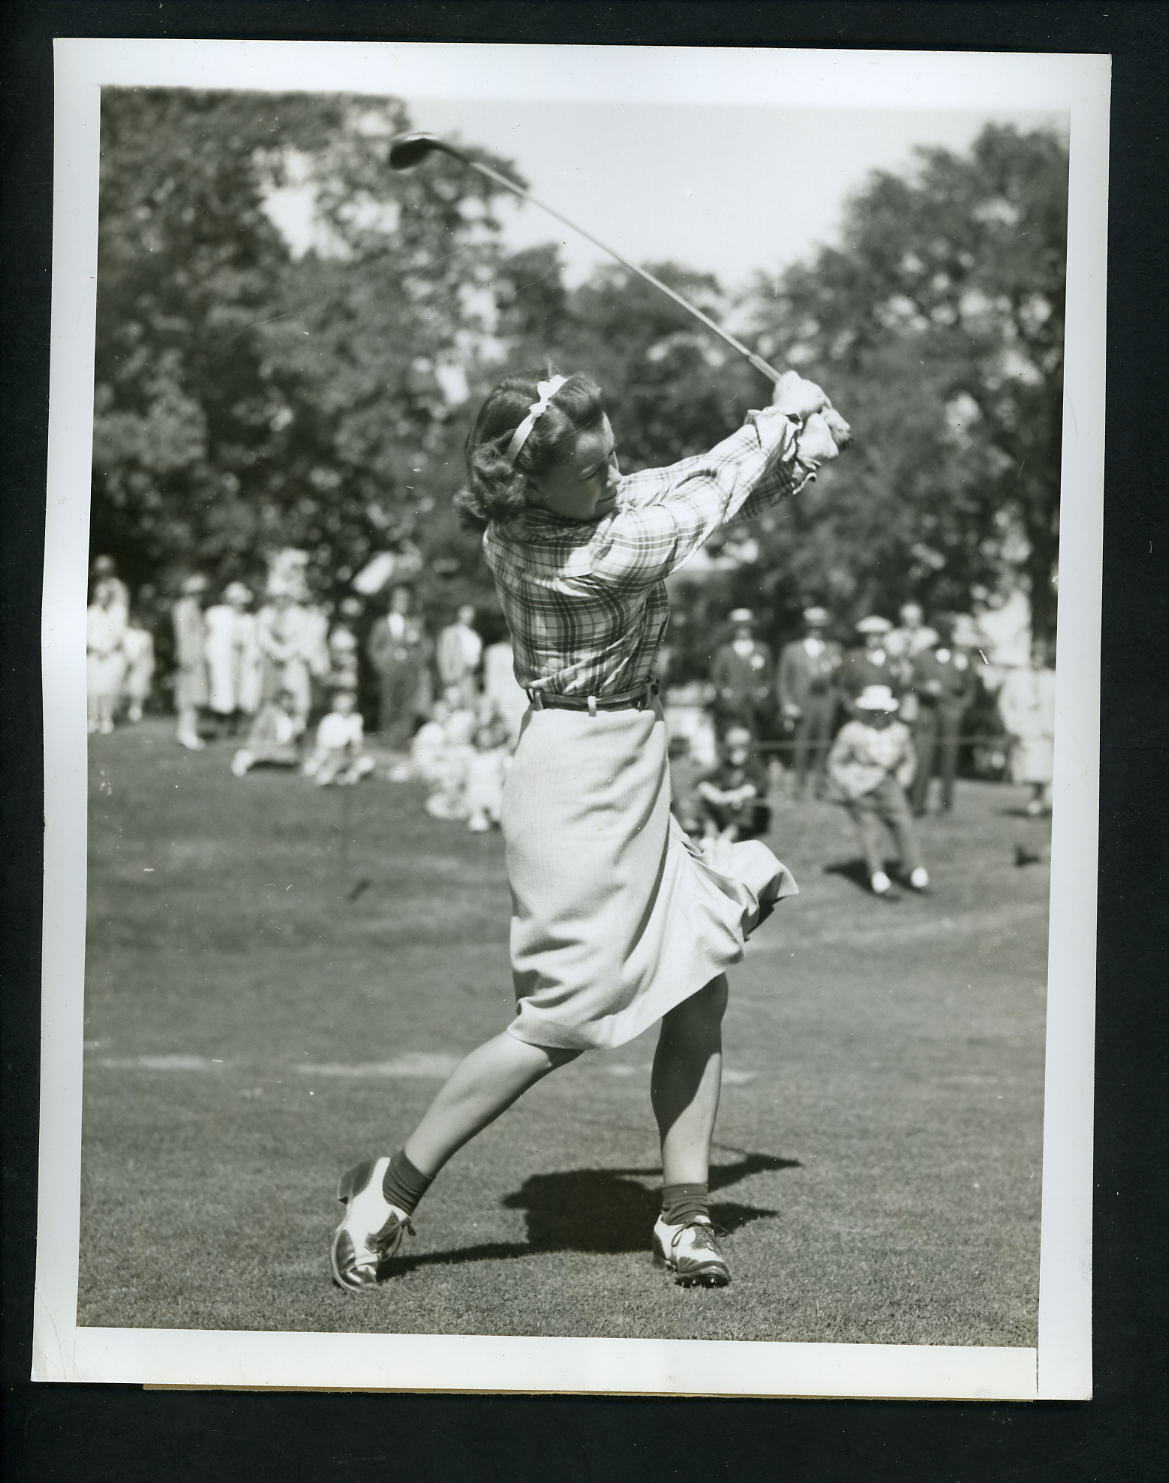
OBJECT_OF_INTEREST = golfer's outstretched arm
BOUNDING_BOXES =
[588,408,831,591]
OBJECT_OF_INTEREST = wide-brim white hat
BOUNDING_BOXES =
[855,684,899,712]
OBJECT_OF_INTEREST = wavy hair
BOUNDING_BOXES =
[455,368,606,531]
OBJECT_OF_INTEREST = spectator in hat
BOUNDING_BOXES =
[710,607,774,738]
[826,683,930,900]
[837,614,898,714]
[907,614,977,815]
[171,573,209,750]
[776,605,841,798]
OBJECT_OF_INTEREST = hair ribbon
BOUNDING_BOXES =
[505,375,568,462]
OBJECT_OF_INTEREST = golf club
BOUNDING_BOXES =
[388,131,786,388]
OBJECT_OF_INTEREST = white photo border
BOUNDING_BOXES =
[35,38,1108,1399]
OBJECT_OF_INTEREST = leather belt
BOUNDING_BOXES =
[526,680,659,715]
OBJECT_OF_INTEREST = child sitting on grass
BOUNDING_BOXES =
[464,714,510,833]
[231,688,303,777]
[826,683,930,899]
[303,689,375,787]
[694,725,772,844]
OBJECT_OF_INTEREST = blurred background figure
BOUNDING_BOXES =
[887,601,939,721]
[464,715,510,833]
[326,596,364,695]
[231,687,303,778]
[205,581,260,738]
[90,554,130,618]
[368,584,431,751]
[837,614,897,714]
[997,637,1057,816]
[256,579,317,736]
[86,577,128,735]
[303,688,375,786]
[482,637,528,749]
[776,604,840,799]
[827,683,929,900]
[171,573,209,750]
[437,602,483,712]
[693,724,772,845]
[119,609,156,723]
[710,607,774,738]
[908,614,977,816]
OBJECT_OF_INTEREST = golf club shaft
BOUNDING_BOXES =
[445,152,783,387]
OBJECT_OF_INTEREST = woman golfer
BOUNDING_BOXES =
[331,367,849,1290]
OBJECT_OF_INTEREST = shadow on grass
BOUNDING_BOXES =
[382,1151,797,1276]
[823,856,909,893]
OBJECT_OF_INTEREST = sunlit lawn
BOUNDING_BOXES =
[78,720,1049,1346]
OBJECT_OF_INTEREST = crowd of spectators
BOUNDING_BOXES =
[668,596,1056,897]
[86,554,1057,867]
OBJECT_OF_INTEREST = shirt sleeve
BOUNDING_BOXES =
[587,409,814,591]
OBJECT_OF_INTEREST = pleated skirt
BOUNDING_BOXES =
[503,700,797,1051]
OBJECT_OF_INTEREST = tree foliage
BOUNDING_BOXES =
[744,124,1067,641]
[92,89,516,612]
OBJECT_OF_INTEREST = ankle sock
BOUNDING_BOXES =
[382,1149,433,1216]
[661,1182,710,1227]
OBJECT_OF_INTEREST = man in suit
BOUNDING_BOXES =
[837,615,898,713]
[709,607,774,738]
[886,601,939,725]
[367,585,431,750]
[776,605,841,798]
[907,615,977,815]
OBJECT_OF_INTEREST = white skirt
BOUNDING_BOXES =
[503,700,797,1051]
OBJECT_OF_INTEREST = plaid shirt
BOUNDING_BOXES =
[483,408,814,697]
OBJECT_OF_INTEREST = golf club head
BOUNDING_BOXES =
[388,132,461,171]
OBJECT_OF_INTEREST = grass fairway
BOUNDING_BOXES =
[78,721,1048,1346]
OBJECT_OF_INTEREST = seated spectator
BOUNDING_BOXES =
[464,719,510,833]
[404,696,453,787]
[303,689,375,787]
[231,689,303,777]
[693,725,772,845]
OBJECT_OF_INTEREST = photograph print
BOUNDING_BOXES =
[36,40,1106,1397]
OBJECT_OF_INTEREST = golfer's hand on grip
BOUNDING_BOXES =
[770,370,829,419]
[771,370,852,461]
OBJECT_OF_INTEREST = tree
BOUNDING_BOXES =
[91,89,523,607]
[745,124,1068,642]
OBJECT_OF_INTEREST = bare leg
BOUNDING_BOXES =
[404,1031,580,1177]
[651,974,728,1185]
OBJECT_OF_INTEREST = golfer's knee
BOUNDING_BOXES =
[662,975,728,1036]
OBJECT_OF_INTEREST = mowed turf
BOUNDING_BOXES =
[78,721,1049,1345]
